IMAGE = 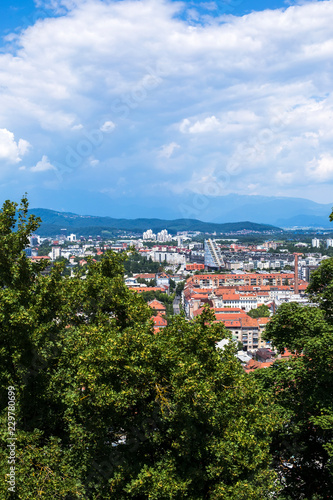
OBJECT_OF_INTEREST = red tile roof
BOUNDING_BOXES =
[148,299,166,311]
[129,287,165,293]
[136,273,156,279]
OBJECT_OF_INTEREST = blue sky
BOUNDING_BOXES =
[0,0,332,219]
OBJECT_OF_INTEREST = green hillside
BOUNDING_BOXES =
[28,208,280,236]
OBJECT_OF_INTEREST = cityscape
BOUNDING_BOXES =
[26,223,333,359]
[1,0,333,497]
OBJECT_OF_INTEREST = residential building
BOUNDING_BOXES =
[193,307,270,351]
[156,272,170,289]
[187,272,294,289]
[204,239,224,269]
[186,263,205,271]
[157,229,172,242]
[51,246,61,260]
[143,229,156,240]
[148,299,166,315]
[152,314,167,333]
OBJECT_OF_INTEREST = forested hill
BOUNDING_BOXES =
[28,208,280,236]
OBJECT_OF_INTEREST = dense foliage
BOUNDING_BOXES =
[255,256,333,498]
[140,290,175,317]
[124,253,161,276]
[247,304,270,318]
[0,198,278,499]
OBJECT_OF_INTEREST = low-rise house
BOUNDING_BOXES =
[152,314,167,333]
[148,299,166,315]
[256,348,275,363]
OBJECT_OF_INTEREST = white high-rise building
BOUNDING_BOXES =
[157,229,172,242]
[175,236,183,247]
[143,229,156,240]
[312,238,320,248]
[51,246,61,260]
[327,239,333,248]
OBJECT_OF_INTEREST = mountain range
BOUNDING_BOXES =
[27,193,333,232]
[28,208,279,237]
[22,188,333,228]
[181,194,333,228]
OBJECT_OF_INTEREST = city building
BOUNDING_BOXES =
[204,239,224,269]
[152,314,167,333]
[148,299,166,315]
[51,246,61,260]
[156,229,172,242]
[143,229,156,240]
[156,272,170,289]
[193,307,270,351]
[186,263,205,271]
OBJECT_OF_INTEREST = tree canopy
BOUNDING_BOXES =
[247,304,270,318]
[255,258,333,498]
[0,198,278,499]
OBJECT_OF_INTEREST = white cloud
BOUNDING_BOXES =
[0,129,30,163]
[0,0,333,202]
[180,116,221,134]
[158,142,180,158]
[31,155,56,172]
[100,121,116,133]
[306,153,333,182]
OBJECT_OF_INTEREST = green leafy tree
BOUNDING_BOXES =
[0,198,279,499]
[169,278,176,291]
[136,277,156,287]
[175,281,185,295]
[248,304,270,318]
[255,239,333,497]
[37,241,52,256]
[124,254,160,275]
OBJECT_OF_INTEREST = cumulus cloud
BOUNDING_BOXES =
[0,0,333,203]
[306,153,333,182]
[0,129,30,164]
[180,116,221,134]
[31,155,56,172]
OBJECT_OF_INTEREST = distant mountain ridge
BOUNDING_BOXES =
[28,208,280,237]
[21,189,333,227]
[197,194,333,227]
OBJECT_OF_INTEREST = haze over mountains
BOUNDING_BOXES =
[29,194,333,232]
[203,194,333,228]
[29,208,278,237]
